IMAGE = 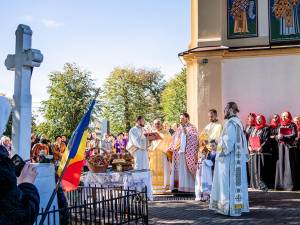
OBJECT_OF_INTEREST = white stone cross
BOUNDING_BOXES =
[5,24,43,160]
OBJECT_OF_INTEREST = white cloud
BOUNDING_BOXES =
[23,15,34,22]
[41,19,64,28]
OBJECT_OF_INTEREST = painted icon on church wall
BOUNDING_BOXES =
[227,0,258,39]
[270,0,300,43]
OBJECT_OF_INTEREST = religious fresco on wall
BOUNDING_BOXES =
[227,0,258,39]
[270,0,300,43]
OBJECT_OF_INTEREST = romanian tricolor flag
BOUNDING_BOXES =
[57,98,96,191]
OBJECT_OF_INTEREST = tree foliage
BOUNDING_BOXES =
[101,67,166,134]
[3,113,12,138]
[161,68,187,124]
[4,110,38,139]
[37,63,96,140]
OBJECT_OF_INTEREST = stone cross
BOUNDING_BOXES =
[5,24,43,160]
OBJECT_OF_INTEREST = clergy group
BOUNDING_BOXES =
[127,102,250,217]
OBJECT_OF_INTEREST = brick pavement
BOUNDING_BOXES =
[149,191,300,225]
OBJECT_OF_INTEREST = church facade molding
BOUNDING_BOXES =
[181,46,300,61]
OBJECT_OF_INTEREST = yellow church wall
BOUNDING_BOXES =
[184,47,300,130]
[195,0,269,48]
[186,59,200,128]
[187,0,300,131]
[222,0,269,47]
[197,0,223,47]
[190,0,198,49]
[186,55,223,131]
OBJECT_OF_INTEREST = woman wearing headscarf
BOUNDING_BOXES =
[245,112,256,185]
[269,114,280,169]
[270,114,281,137]
[293,116,300,140]
[248,114,273,190]
[275,111,300,191]
[245,113,256,141]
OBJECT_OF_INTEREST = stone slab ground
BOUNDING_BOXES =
[149,191,300,225]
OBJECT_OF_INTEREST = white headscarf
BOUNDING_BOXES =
[0,96,12,137]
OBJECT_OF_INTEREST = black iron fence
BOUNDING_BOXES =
[35,186,148,225]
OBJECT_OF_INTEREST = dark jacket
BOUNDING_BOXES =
[0,146,40,225]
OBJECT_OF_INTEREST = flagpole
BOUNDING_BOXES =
[39,89,100,225]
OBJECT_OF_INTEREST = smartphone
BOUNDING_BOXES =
[11,154,26,177]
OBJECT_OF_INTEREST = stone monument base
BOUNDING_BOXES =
[33,163,59,224]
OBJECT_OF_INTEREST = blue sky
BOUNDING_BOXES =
[0,0,190,109]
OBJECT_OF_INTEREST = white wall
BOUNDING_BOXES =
[222,55,300,124]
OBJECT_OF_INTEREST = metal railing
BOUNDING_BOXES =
[35,186,148,225]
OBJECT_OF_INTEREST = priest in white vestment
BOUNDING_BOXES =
[202,109,223,142]
[127,116,149,170]
[209,102,249,217]
[169,113,199,192]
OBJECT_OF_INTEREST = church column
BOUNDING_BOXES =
[189,0,199,49]
[186,58,200,129]
[186,53,223,131]
[197,55,223,130]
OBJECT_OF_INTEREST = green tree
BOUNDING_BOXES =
[101,67,165,134]
[161,68,187,124]
[4,112,38,138]
[37,63,96,140]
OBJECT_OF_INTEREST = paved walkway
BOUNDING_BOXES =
[149,191,300,225]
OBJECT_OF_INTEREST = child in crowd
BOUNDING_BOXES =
[208,139,217,173]
[195,143,213,201]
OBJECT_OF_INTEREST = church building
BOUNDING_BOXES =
[181,0,300,130]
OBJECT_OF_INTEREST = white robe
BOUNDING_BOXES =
[163,154,170,188]
[170,132,195,192]
[209,117,249,217]
[127,126,149,170]
[195,157,213,200]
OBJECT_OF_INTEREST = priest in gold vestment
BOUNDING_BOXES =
[202,109,223,142]
[149,119,172,191]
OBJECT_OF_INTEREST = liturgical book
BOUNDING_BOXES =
[279,127,293,136]
[249,136,261,150]
[144,132,162,141]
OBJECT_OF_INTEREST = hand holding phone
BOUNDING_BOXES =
[17,164,38,185]
[11,154,26,177]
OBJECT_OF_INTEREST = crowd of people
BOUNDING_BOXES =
[124,104,300,217]
[246,111,300,192]
[124,103,248,217]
